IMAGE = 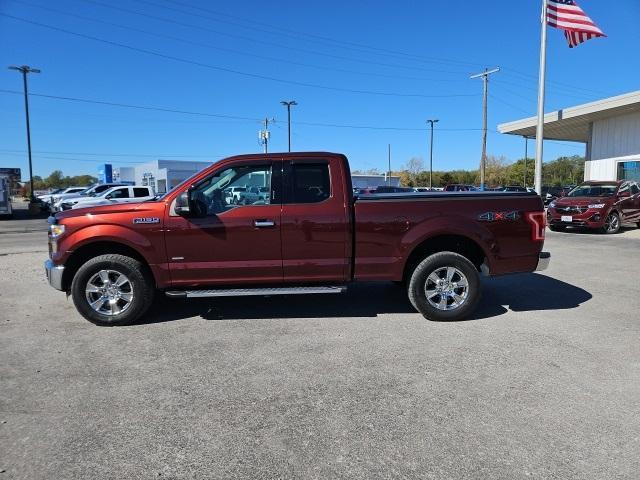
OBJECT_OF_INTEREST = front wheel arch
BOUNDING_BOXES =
[61,241,154,292]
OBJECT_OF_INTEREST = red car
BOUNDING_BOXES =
[547,180,640,234]
[45,152,548,326]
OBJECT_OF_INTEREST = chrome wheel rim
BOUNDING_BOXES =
[605,214,619,232]
[85,269,134,316]
[425,266,469,311]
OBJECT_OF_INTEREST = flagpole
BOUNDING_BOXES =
[534,0,548,195]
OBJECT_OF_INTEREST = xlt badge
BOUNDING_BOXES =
[133,217,160,224]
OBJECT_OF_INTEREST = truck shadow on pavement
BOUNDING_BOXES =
[139,273,591,324]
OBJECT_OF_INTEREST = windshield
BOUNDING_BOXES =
[568,184,618,197]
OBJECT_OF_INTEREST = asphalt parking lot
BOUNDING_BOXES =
[1,206,639,479]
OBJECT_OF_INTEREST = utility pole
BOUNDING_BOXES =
[470,67,500,190]
[9,65,40,203]
[258,118,274,153]
[387,144,391,186]
[280,100,297,152]
[426,119,439,190]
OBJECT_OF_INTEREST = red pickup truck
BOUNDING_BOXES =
[45,152,549,326]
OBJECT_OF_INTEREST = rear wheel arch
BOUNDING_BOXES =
[61,241,154,292]
[402,234,487,282]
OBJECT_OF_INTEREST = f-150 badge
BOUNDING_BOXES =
[133,217,160,224]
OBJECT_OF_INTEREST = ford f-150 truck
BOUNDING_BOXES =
[45,152,549,326]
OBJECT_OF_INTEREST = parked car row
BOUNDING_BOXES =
[38,184,155,213]
[355,184,536,194]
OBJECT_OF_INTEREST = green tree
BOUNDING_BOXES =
[45,170,65,188]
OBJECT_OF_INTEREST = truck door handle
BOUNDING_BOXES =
[254,219,275,228]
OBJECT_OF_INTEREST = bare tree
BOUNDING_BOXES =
[403,157,424,185]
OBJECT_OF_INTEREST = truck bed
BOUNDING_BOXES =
[353,191,544,281]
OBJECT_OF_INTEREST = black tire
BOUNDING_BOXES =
[601,211,621,234]
[71,254,154,326]
[408,252,481,321]
[549,225,566,232]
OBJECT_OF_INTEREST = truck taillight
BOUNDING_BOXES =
[525,211,546,241]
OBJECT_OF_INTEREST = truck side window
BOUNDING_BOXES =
[191,164,272,216]
[107,188,129,199]
[290,163,330,204]
[134,187,150,197]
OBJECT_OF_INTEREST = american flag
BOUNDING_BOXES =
[546,0,606,48]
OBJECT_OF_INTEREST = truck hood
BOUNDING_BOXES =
[55,201,151,220]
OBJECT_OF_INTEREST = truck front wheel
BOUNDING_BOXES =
[71,254,154,326]
[408,252,481,321]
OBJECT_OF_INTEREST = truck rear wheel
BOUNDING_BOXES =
[71,254,154,326]
[408,252,481,321]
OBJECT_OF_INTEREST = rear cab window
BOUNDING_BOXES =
[285,162,331,204]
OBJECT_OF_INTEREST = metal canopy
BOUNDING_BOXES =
[498,90,640,143]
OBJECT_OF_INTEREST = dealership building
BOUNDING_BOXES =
[499,90,640,182]
[112,159,212,194]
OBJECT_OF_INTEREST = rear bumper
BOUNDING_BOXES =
[535,252,551,272]
[45,259,65,291]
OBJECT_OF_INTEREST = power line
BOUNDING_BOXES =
[11,0,471,85]
[1,13,477,99]
[0,88,263,121]
[0,148,214,158]
[488,94,532,115]
[74,0,469,76]
[0,89,481,132]
[132,0,484,69]
[500,67,608,97]
[132,0,608,101]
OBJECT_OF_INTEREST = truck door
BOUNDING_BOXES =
[280,157,351,283]
[164,160,283,287]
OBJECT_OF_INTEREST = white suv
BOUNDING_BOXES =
[50,183,129,212]
[64,186,155,210]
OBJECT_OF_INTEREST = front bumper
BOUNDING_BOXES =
[45,259,65,291]
[547,209,606,229]
[535,252,551,272]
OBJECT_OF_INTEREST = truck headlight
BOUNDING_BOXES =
[49,223,66,238]
[588,204,605,209]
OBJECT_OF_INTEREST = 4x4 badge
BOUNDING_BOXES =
[133,217,160,224]
[478,211,520,222]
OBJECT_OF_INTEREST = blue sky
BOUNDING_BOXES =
[1,0,639,178]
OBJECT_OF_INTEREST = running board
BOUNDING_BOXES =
[165,285,346,299]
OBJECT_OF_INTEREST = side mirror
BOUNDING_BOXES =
[618,190,631,198]
[174,191,191,216]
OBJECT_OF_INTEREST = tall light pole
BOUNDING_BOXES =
[426,119,439,190]
[280,100,297,152]
[470,67,500,190]
[387,144,391,186]
[9,65,40,202]
[523,135,529,188]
